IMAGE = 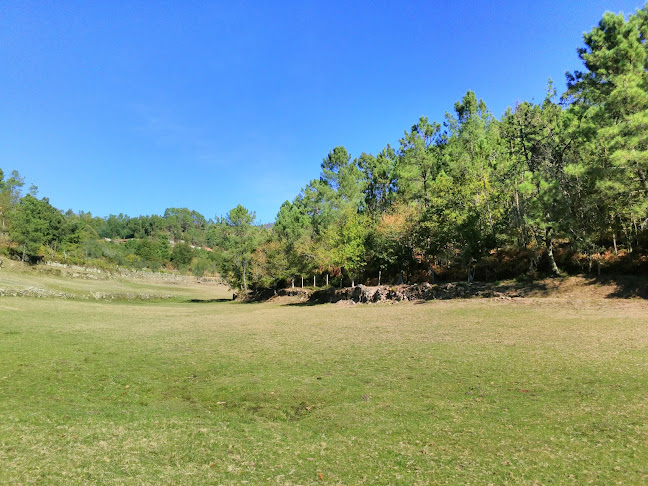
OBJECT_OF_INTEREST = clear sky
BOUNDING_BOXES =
[1,1,644,223]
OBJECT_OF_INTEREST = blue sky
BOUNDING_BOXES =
[1,1,644,223]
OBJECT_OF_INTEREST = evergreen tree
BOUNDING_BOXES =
[214,205,258,291]
[9,195,64,262]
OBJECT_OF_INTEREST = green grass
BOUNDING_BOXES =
[0,263,232,301]
[1,293,647,484]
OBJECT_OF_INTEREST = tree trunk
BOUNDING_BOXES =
[613,233,618,255]
[397,270,404,285]
[625,226,633,253]
[514,187,523,247]
[242,261,248,292]
[597,258,601,276]
[529,252,538,274]
[326,274,329,287]
[637,167,648,193]
[291,278,294,289]
[545,229,561,276]
[422,171,429,209]
[378,270,381,286]
[301,276,303,288]
[313,275,316,287]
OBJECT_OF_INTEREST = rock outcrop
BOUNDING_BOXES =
[239,282,522,304]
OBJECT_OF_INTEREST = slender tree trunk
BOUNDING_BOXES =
[637,167,648,193]
[422,170,429,209]
[624,226,633,253]
[313,275,316,287]
[326,274,328,287]
[529,253,538,274]
[378,270,381,286]
[597,258,601,276]
[613,233,618,255]
[301,276,303,288]
[291,278,294,289]
[545,229,561,276]
[242,261,248,292]
[483,179,494,232]
[515,187,527,248]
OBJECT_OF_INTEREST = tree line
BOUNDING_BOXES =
[2,7,647,289]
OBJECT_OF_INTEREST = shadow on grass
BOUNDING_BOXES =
[491,278,550,295]
[503,273,648,299]
[284,300,328,307]
[583,274,648,299]
[185,298,233,303]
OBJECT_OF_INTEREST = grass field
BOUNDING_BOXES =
[1,270,648,484]
[0,261,232,301]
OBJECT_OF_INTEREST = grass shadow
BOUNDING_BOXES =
[185,298,233,303]
[491,278,550,296]
[284,300,327,307]
[583,274,648,299]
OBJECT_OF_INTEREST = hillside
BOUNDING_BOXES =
[0,259,232,302]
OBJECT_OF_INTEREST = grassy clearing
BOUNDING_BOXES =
[1,291,647,484]
[0,262,232,301]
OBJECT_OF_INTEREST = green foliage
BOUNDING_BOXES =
[0,169,25,235]
[565,6,648,255]
[321,207,369,285]
[372,202,417,277]
[9,195,64,262]
[357,146,397,216]
[320,146,364,210]
[213,205,259,291]
[397,116,445,208]
[171,242,194,269]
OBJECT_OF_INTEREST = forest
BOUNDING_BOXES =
[1,7,647,291]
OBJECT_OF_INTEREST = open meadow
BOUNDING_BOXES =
[1,269,648,484]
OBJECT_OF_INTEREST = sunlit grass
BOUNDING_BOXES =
[0,263,232,301]
[1,296,647,484]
